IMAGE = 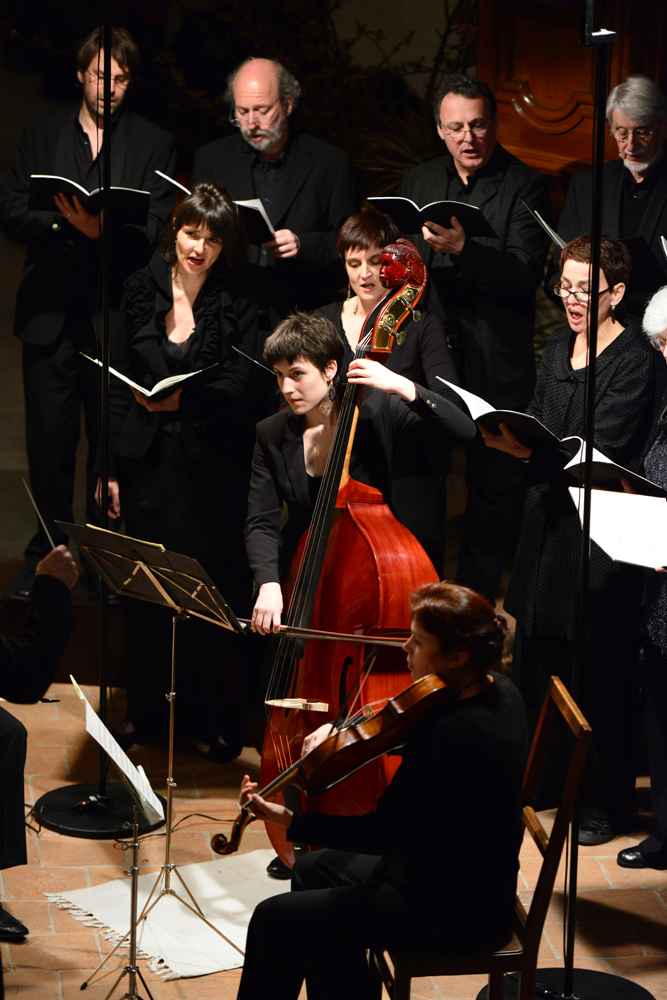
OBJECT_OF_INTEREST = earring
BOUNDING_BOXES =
[327,381,336,402]
[346,283,353,300]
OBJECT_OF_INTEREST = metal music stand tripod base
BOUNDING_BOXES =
[64,524,248,985]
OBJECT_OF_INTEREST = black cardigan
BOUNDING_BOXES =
[245,382,476,586]
[504,320,655,639]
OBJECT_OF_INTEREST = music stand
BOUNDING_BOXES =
[40,524,248,966]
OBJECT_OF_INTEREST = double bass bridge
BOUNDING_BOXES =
[265,697,329,712]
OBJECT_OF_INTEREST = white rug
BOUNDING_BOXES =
[47,849,290,979]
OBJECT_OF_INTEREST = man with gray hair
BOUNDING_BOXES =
[557,74,667,317]
[192,57,359,334]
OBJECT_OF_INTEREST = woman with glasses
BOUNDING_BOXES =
[313,211,463,574]
[482,232,655,845]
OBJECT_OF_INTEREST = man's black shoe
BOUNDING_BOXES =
[266,856,292,880]
[578,807,617,846]
[617,847,667,870]
[0,905,29,940]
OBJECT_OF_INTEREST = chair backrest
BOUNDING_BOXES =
[517,676,592,960]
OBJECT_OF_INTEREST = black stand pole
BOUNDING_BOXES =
[479,2,653,998]
[32,10,142,838]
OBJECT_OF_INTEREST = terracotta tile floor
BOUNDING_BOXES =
[3,683,667,999]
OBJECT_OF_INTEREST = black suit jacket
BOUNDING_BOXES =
[401,143,553,409]
[0,105,177,345]
[192,131,359,323]
[245,384,476,586]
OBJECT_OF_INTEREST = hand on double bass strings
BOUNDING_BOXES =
[301,723,336,755]
[95,475,121,519]
[240,774,293,827]
[347,359,417,401]
[251,581,283,634]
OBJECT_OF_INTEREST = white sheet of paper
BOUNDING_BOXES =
[563,438,611,468]
[436,377,493,419]
[568,487,667,568]
[70,676,164,825]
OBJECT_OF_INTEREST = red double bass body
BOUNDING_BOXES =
[259,240,437,867]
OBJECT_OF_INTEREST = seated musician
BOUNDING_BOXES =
[236,581,528,1000]
[245,311,475,636]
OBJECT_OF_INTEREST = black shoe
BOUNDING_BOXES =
[617,847,649,869]
[266,855,292,880]
[207,740,243,764]
[0,905,29,940]
[578,807,617,846]
[111,721,138,752]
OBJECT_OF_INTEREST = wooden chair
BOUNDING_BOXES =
[370,675,592,1000]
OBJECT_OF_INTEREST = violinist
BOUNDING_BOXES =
[236,582,528,1000]
[245,312,476,635]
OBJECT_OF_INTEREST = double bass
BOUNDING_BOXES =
[257,240,440,868]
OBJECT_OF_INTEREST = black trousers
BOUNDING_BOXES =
[513,627,640,827]
[0,707,28,871]
[636,640,667,866]
[22,319,100,565]
[456,434,516,598]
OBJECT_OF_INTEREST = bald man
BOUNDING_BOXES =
[192,57,359,337]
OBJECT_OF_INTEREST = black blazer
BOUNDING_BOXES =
[245,383,476,586]
[191,131,359,322]
[401,143,553,409]
[0,105,177,344]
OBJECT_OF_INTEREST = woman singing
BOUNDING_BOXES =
[482,233,655,843]
[315,211,462,573]
[100,180,257,759]
[245,312,475,636]
[237,581,527,1000]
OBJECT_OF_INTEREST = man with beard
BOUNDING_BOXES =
[191,57,359,335]
[0,27,176,596]
[556,75,667,321]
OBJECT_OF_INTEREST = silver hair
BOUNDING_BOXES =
[643,286,667,338]
[606,74,667,126]
[224,57,301,109]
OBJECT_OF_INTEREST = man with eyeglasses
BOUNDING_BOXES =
[192,57,358,341]
[557,75,667,320]
[400,73,553,602]
[0,26,176,598]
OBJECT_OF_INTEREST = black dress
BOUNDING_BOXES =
[109,254,258,745]
[505,320,655,824]
[237,673,528,1000]
[314,301,463,575]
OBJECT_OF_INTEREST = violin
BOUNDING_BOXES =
[211,672,452,856]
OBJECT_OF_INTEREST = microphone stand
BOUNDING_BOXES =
[479,2,654,997]
[33,10,154,839]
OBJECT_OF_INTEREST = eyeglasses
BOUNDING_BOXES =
[554,285,610,303]
[229,104,282,128]
[86,69,130,89]
[440,121,491,139]
[649,335,667,352]
[611,126,657,142]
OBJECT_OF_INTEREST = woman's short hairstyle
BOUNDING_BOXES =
[643,286,667,338]
[606,74,667,127]
[76,26,140,79]
[560,232,632,289]
[264,312,345,374]
[409,581,507,672]
[337,212,401,259]
[432,73,497,124]
[160,180,248,276]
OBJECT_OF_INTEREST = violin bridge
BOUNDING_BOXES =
[265,698,329,712]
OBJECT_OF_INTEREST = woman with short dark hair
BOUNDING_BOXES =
[482,232,655,844]
[98,180,258,758]
[315,212,463,574]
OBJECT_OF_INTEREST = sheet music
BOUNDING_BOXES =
[70,676,164,825]
[436,378,495,420]
[568,487,667,568]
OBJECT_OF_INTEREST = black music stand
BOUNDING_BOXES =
[33,523,246,841]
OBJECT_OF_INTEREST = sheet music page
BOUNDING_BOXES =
[70,676,164,824]
[436,377,493,420]
[568,487,667,568]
